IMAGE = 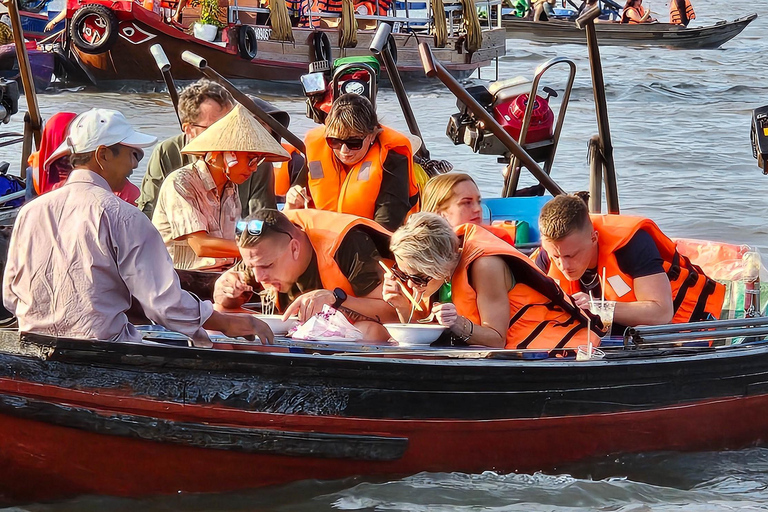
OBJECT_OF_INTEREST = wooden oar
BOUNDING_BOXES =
[378,260,423,312]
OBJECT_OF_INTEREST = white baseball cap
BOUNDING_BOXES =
[45,108,157,169]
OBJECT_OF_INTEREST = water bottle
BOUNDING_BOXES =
[743,250,761,318]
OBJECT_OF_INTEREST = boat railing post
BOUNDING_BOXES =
[4,0,43,178]
[588,135,602,213]
[576,4,619,214]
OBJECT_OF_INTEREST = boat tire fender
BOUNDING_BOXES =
[313,31,332,64]
[238,25,258,60]
[70,4,119,55]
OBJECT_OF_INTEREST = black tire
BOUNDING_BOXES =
[312,31,332,63]
[238,25,258,60]
[386,33,398,65]
[69,4,119,55]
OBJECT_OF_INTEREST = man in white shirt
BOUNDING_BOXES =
[3,108,273,346]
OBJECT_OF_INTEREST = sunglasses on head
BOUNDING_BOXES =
[326,136,367,151]
[391,263,433,287]
[235,218,292,239]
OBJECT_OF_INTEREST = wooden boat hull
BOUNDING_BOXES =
[502,14,757,49]
[2,330,768,503]
[66,1,506,85]
[0,42,54,91]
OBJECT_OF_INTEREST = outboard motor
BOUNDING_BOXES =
[752,104,768,174]
[301,56,380,124]
[446,76,557,163]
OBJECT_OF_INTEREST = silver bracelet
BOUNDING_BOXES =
[460,318,474,343]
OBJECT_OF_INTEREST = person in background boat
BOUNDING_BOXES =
[383,213,602,349]
[152,104,290,271]
[621,0,655,23]
[28,112,141,204]
[213,208,399,341]
[669,0,694,26]
[536,194,725,332]
[137,80,290,219]
[44,10,66,32]
[532,0,556,21]
[421,172,515,245]
[3,108,274,346]
[283,93,420,232]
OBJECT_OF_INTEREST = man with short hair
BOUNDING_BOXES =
[3,108,273,346]
[213,208,398,339]
[138,79,289,219]
[535,194,724,332]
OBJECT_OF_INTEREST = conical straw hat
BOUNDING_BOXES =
[181,104,291,162]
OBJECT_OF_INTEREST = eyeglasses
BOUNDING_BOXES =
[190,123,212,130]
[326,136,367,151]
[235,218,293,239]
[391,263,433,287]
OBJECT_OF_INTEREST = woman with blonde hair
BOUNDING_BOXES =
[422,172,515,245]
[383,213,602,350]
[284,94,420,231]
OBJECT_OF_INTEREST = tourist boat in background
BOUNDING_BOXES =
[501,13,757,49]
[49,0,506,86]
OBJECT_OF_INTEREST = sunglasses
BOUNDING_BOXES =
[326,136,367,151]
[391,263,433,287]
[235,218,293,239]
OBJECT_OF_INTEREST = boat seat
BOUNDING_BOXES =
[482,195,552,250]
[675,239,766,319]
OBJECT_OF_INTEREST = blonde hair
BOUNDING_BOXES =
[324,93,379,140]
[390,212,460,280]
[421,172,478,214]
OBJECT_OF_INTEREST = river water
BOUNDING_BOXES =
[1,0,767,509]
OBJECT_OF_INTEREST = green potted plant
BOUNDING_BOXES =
[193,0,224,42]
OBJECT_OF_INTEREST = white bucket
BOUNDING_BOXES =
[193,23,218,42]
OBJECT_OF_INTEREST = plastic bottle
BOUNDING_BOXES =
[743,250,761,318]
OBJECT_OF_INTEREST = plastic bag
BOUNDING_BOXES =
[289,304,364,341]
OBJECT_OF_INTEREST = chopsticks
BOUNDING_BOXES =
[378,260,424,312]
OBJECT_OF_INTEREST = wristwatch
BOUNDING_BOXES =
[332,287,348,309]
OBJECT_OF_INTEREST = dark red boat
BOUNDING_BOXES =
[1,323,768,504]
[56,0,506,85]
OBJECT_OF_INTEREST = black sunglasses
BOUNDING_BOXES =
[391,263,433,287]
[326,136,367,151]
[235,219,292,239]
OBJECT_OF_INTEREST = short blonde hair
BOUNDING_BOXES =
[390,213,460,280]
[538,194,591,241]
[421,172,478,214]
[324,94,379,140]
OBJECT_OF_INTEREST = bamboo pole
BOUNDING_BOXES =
[3,0,43,178]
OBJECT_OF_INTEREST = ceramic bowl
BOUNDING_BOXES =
[254,315,299,335]
[384,324,446,346]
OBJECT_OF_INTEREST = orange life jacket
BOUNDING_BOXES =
[452,224,603,350]
[669,0,695,25]
[304,124,420,221]
[274,143,302,196]
[483,224,516,246]
[283,209,392,297]
[621,5,645,23]
[546,215,725,324]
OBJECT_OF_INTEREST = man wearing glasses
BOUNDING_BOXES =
[152,105,290,271]
[138,80,293,220]
[214,209,399,340]
[3,109,274,346]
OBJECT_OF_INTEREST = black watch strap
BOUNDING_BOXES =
[332,287,347,309]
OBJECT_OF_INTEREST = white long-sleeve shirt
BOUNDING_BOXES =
[3,168,213,343]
